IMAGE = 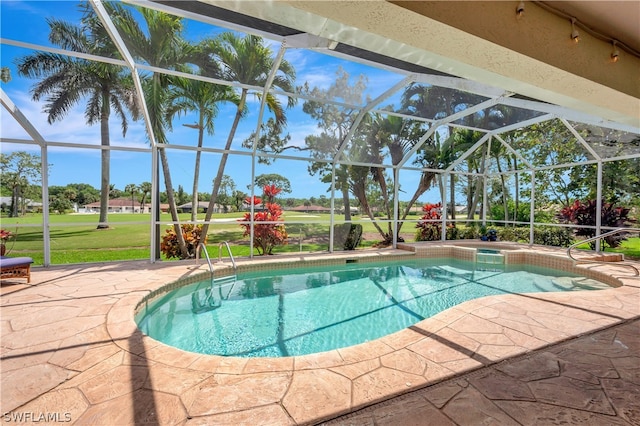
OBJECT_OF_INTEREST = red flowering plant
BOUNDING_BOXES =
[239,185,288,255]
[0,229,13,244]
[0,229,14,256]
[415,202,457,241]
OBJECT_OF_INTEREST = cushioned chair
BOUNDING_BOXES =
[0,256,34,283]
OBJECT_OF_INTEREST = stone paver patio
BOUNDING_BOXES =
[1,245,639,425]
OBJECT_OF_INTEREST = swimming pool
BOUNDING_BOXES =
[136,257,610,358]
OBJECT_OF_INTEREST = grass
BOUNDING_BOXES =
[3,212,638,264]
[1,212,406,264]
[574,236,640,260]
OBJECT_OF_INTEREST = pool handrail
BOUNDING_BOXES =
[566,228,639,276]
[195,242,214,274]
[218,241,237,270]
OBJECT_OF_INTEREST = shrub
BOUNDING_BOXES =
[415,202,457,241]
[533,226,574,247]
[239,185,288,255]
[334,223,363,250]
[558,199,631,249]
[160,224,206,259]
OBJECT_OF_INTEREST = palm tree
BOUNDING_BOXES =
[165,75,240,221]
[16,12,140,230]
[105,3,196,257]
[200,33,296,238]
[138,181,151,212]
[124,183,137,212]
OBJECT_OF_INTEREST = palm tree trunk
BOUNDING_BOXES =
[399,171,437,233]
[159,147,189,258]
[201,90,247,238]
[98,99,110,229]
[191,113,205,222]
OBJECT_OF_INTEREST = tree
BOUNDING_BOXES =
[106,2,198,257]
[16,8,140,229]
[251,174,292,198]
[0,152,42,217]
[165,74,240,221]
[124,183,138,212]
[138,181,151,212]
[216,175,235,212]
[200,32,296,239]
[232,190,247,212]
[301,68,369,221]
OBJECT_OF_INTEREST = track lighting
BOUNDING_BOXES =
[516,1,525,17]
[611,41,620,62]
[570,18,579,43]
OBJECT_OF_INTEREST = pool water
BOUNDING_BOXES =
[136,258,609,358]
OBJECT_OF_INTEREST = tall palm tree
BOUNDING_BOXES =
[200,33,296,238]
[105,3,197,257]
[124,183,137,212]
[138,181,152,212]
[16,13,140,230]
[165,76,240,221]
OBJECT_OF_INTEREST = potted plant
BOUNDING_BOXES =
[479,224,488,241]
[0,229,13,256]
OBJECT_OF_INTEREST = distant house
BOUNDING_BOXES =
[1,196,43,213]
[84,197,152,214]
[289,205,332,213]
[178,201,227,214]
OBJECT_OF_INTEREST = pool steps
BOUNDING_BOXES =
[476,252,505,265]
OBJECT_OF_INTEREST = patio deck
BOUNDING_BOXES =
[1,246,639,425]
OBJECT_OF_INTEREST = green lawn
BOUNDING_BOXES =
[3,212,638,264]
[574,236,640,260]
[1,212,410,264]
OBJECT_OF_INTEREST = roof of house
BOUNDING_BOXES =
[84,197,140,207]
[289,205,332,211]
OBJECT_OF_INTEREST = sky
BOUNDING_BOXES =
[0,0,441,203]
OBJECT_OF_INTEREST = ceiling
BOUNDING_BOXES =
[147,0,638,129]
[543,1,640,54]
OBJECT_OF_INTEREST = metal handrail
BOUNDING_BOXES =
[195,242,214,274]
[566,228,639,276]
[218,241,237,270]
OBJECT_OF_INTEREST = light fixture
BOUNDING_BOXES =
[516,1,525,17]
[570,18,580,43]
[611,41,620,62]
[571,18,580,43]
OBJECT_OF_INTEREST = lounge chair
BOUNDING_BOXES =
[0,256,34,283]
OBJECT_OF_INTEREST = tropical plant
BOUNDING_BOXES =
[124,183,137,212]
[200,33,296,239]
[16,8,140,229]
[104,2,196,256]
[415,202,444,241]
[165,75,240,221]
[239,185,288,255]
[558,199,632,249]
[160,224,206,259]
[138,181,152,212]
